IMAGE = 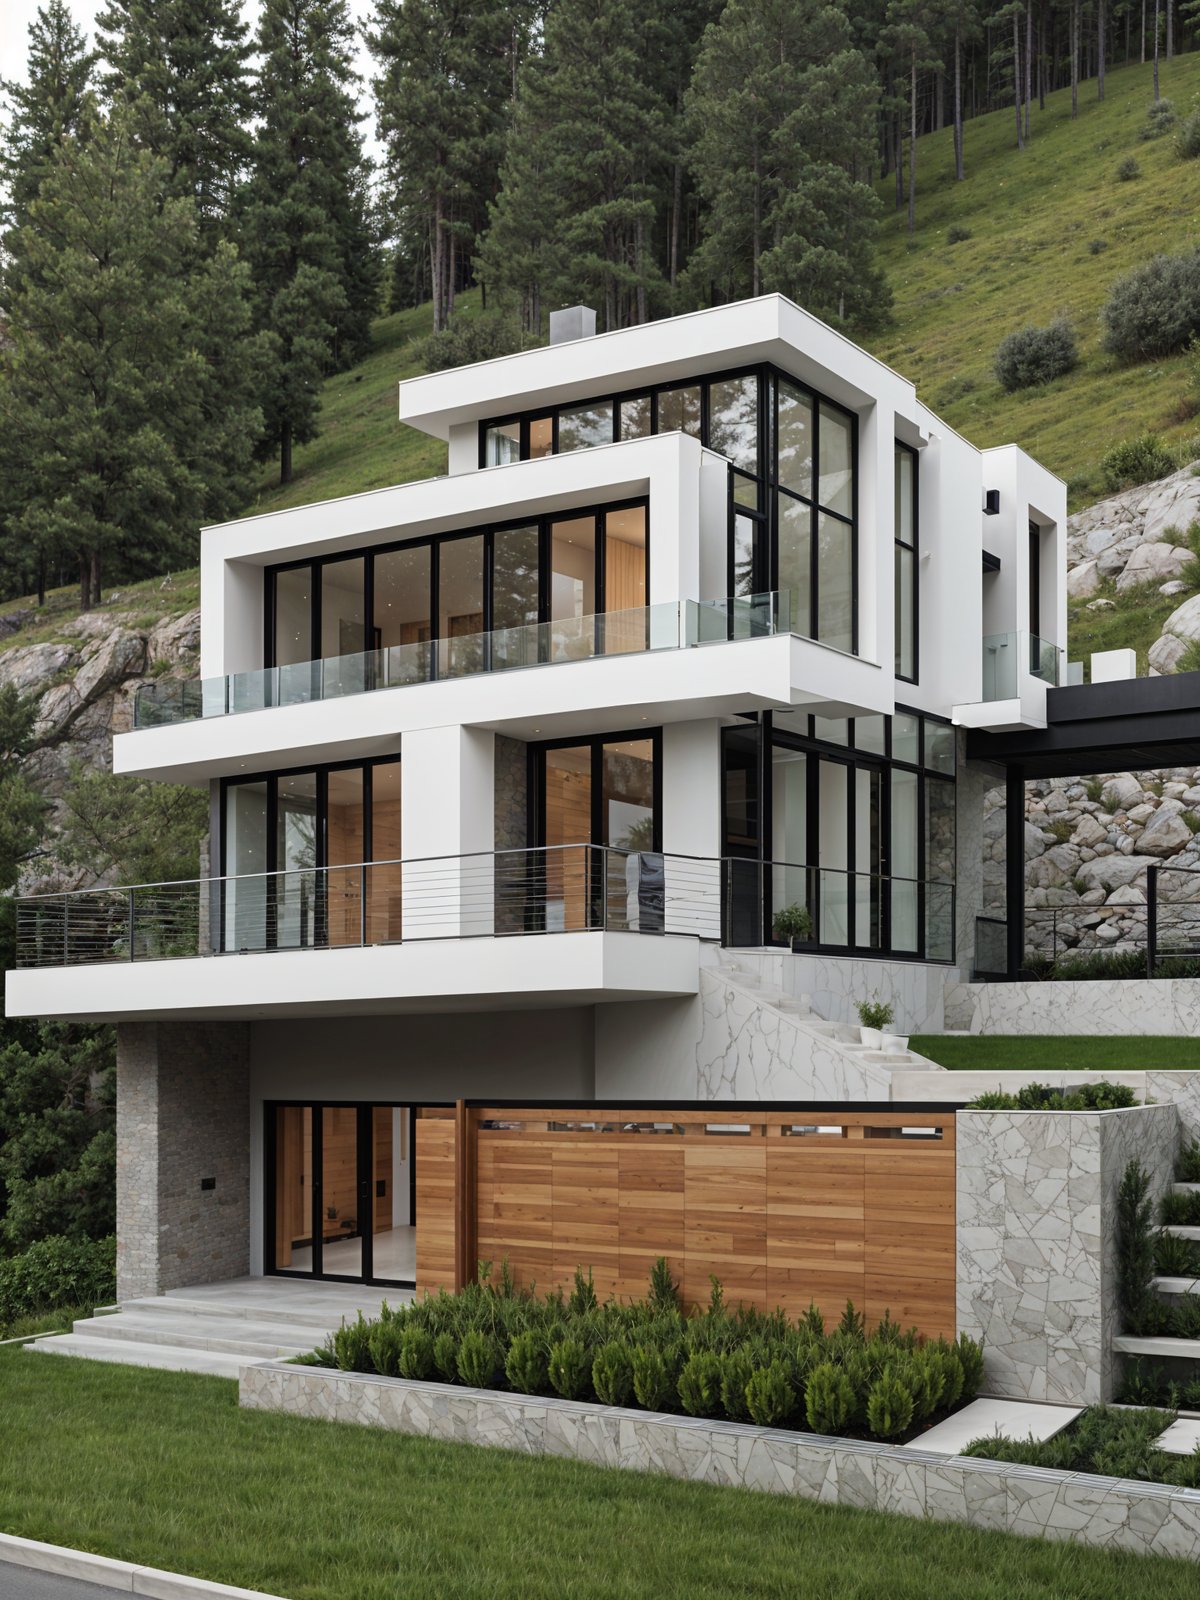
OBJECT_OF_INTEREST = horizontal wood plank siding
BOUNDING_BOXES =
[415,1109,957,1341]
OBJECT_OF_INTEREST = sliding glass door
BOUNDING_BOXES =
[268,1102,414,1286]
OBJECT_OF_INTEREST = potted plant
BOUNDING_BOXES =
[771,903,813,951]
[856,997,894,1050]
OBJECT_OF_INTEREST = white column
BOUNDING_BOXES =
[401,726,495,939]
[661,721,722,938]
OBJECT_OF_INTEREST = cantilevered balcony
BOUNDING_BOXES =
[132,594,791,729]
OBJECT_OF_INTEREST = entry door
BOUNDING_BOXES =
[269,1103,414,1285]
[816,756,884,951]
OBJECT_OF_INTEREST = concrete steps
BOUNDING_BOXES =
[27,1279,409,1376]
[1114,1333,1200,1361]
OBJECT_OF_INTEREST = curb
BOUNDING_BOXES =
[0,1533,290,1599]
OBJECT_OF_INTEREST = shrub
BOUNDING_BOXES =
[0,1234,115,1327]
[967,1079,1136,1110]
[1117,1160,1157,1335]
[505,1330,547,1394]
[1100,432,1179,489]
[648,1256,679,1313]
[1116,154,1140,180]
[1140,98,1176,139]
[1161,1188,1200,1225]
[678,1351,724,1417]
[1179,1139,1200,1183]
[548,1336,591,1401]
[631,1343,675,1411]
[433,1331,459,1383]
[568,1265,597,1315]
[457,1328,499,1389]
[867,1369,914,1439]
[804,1361,855,1434]
[994,318,1079,392]
[410,314,529,373]
[772,903,812,943]
[332,1312,375,1374]
[1085,776,1106,803]
[1088,238,1109,256]
[719,1346,755,1422]
[397,1327,435,1381]
[947,224,972,244]
[745,1360,796,1427]
[1178,108,1200,160]
[1154,1228,1200,1276]
[1103,252,1200,363]
[592,1340,633,1407]
[955,1332,986,1403]
[367,1320,404,1377]
[856,997,894,1031]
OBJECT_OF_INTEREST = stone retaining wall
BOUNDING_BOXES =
[239,1364,1200,1562]
[944,977,1200,1035]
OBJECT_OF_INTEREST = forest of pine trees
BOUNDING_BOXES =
[2,0,1200,603]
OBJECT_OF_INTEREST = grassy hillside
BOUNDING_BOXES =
[870,53,1200,505]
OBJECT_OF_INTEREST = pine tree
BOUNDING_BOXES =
[94,0,251,232]
[0,0,95,235]
[240,0,380,485]
[881,0,945,231]
[369,0,536,333]
[684,0,888,328]
[0,113,265,609]
[481,0,667,332]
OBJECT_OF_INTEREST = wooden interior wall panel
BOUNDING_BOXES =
[766,1144,866,1322]
[617,1145,684,1299]
[681,1144,767,1310]
[415,1115,456,1292]
[552,1144,620,1297]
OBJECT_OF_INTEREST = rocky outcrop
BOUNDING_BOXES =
[0,603,200,890]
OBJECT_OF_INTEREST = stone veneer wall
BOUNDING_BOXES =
[116,1021,250,1300]
[956,1104,1179,1405]
[493,734,527,853]
[240,1364,1200,1561]
[944,976,1200,1035]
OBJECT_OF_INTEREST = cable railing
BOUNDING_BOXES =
[973,864,1200,977]
[132,591,795,729]
[13,847,957,969]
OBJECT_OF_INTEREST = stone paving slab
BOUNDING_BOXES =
[903,1399,1081,1456]
[1156,1419,1200,1457]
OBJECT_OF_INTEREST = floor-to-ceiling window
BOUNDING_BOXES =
[895,442,918,682]
[722,709,955,960]
[221,756,402,952]
[533,732,660,932]
[268,1101,415,1286]
[264,499,648,679]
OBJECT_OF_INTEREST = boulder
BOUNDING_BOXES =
[1102,774,1145,810]
[1138,809,1195,858]
[1075,854,1161,891]
[1067,559,1101,599]
[1116,541,1194,591]
[1162,580,1190,596]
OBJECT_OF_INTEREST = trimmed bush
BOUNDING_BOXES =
[745,1360,795,1427]
[505,1330,547,1394]
[410,314,529,373]
[548,1336,590,1400]
[592,1340,633,1407]
[1117,1160,1157,1336]
[967,1079,1137,1111]
[994,318,1079,392]
[457,1328,500,1389]
[867,1369,914,1438]
[302,1258,983,1444]
[804,1361,855,1434]
[677,1351,723,1417]
[0,1234,115,1327]
[1103,252,1200,363]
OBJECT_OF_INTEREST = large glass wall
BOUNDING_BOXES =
[480,365,857,654]
[221,756,402,952]
[895,442,918,682]
[265,499,648,675]
[723,709,955,960]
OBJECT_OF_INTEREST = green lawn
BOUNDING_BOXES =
[0,1349,1198,1599]
[911,1034,1200,1070]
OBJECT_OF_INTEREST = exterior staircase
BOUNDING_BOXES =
[27,1279,411,1378]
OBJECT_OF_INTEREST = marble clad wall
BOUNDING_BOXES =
[956,1104,1179,1405]
[945,977,1200,1036]
[240,1363,1200,1562]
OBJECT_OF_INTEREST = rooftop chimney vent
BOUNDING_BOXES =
[549,305,597,345]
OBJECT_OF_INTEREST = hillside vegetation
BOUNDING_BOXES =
[871,53,1200,505]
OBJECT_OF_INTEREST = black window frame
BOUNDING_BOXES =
[528,727,664,854]
[894,440,919,685]
[263,496,651,673]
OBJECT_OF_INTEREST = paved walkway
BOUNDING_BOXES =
[0,1566,114,1600]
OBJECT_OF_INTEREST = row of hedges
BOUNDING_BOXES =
[0,1234,114,1331]
[309,1261,984,1444]
[967,1079,1137,1111]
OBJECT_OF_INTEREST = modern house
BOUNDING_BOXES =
[6,294,1075,1318]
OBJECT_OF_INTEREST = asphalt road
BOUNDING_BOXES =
[0,1563,125,1599]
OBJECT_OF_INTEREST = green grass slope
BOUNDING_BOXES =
[871,54,1200,504]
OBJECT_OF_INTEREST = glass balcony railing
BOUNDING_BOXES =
[133,592,797,728]
[981,631,1063,701]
